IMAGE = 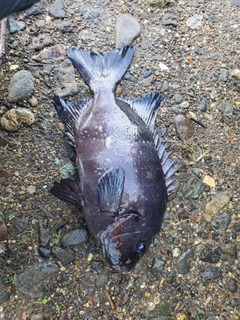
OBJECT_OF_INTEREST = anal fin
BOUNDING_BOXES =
[97,167,125,215]
[50,178,84,207]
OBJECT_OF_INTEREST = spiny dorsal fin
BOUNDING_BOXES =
[53,95,92,145]
[153,130,178,196]
[120,92,164,132]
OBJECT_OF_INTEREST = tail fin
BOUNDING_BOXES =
[67,46,135,92]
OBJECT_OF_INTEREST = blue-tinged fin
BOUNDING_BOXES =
[119,92,165,132]
[67,45,135,92]
[53,95,92,145]
[50,178,84,207]
[97,167,125,215]
[153,131,179,196]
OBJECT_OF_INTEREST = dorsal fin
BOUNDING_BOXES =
[52,95,92,145]
[119,92,164,132]
[153,130,178,196]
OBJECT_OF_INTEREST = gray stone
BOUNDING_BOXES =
[8,18,26,33]
[219,69,228,82]
[32,34,53,50]
[27,1,44,15]
[56,21,74,33]
[61,229,88,247]
[11,217,29,235]
[218,212,231,230]
[95,274,109,288]
[115,14,141,48]
[15,260,58,298]
[231,0,240,6]
[173,93,183,104]
[186,14,203,30]
[80,6,101,19]
[55,59,78,97]
[199,248,221,263]
[59,161,75,179]
[230,299,240,307]
[162,81,169,91]
[218,101,233,117]
[39,222,51,247]
[30,314,45,320]
[144,70,152,78]
[199,98,208,112]
[7,70,35,103]
[227,279,237,293]
[33,44,65,62]
[175,115,195,140]
[203,267,222,280]
[221,243,237,258]
[152,258,165,273]
[182,178,204,199]
[162,12,178,26]
[49,0,65,18]
[231,68,240,80]
[52,246,75,265]
[177,249,194,274]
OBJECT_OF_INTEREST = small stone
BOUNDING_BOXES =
[33,45,65,62]
[218,212,231,230]
[227,279,237,293]
[95,274,109,288]
[56,21,73,33]
[27,0,44,15]
[32,34,53,50]
[61,229,88,247]
[38,247,51,258]
[230,299,240,307]
[179,101,189,109]
[57,122,65,131]
[199,98,208,112]
[221,243,237,258]
[186,14,203,30]
[218,101,233,117]
[49,0,65,18]
[11,217,29,235]
[173,93,183,104]
[152,258,165,273]
[205,191,232,214]
[115,14,141,48]
[231,68,240,80]
[202,175,215,188]
[52,246,75,265]
[80,6,101,20]
[59,162,75,179]
[7,70,35,103]
[39,222,51,247]
[8,18,26,33]
[159,62,169,72]
[1,108,35,131]
[0,217,7,241]
[203,212,213,222]
[177,249,194,274]
[143,70,152,78]
[219,69,228,82]
[203,267,222,280]
[29,96,38,107]
[30,314,45,320]
[142,74,154,86]
[9,65,19,71]
[182,178,204,199]
[175,115,195,140]
[55,59,78,96]
[199,248,221,263]
[162,12,178,26]
[27,185,36,194]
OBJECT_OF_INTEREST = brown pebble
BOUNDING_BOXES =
[175,114,195,140]
[0,217,8,241]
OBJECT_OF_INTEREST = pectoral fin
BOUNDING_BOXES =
[97,167,125,214]
[50,178,84,207]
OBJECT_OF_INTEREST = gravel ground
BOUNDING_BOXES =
[0,0,240,319]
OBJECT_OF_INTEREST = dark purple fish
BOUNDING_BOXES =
[50,46,177,270]
[0,0,40,19]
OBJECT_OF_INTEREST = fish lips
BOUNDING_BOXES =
[97,213,148,271]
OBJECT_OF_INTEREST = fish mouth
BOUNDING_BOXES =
[97,213,143,270]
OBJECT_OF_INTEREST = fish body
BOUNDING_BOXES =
[51,46,177,270]
[0,0,40,19]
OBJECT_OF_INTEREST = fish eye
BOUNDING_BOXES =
[135,241,147,253]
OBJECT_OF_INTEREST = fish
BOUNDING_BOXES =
[50,45,178,271]
[0,0,40,20]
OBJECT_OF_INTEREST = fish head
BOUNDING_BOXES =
[97,211,153,271]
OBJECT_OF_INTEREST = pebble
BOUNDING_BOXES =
[182,178,204,199]
[11,217,29,235]
[218,101,233,117]
[27,185,36,194]
[202,175,215,188]
[221,243,237,258]
[61,229,88,247]
[33,44,65,62]
[29,96,38,107]
[159,62,169,72]
[143,70,152,78]
[55,59,78,96]
[49,0,65,18]
[7,70,35,103]
[95,274,109,288]
[27,1,44,15]
[30,314,45,320]
[0,217,7,241]
[142,74,154,86]
[199,248,221,263]
[199,98,208,112]
[14,260,58,298]
[173,93,183,104]
[8,18,26,33]
[152,258,165,273]
[162,12,179,26]
[56,21,74,33]
[39,222,51,247]
[230,68,240,80]
[174,115,195,140]
[32,34,53,50]
[218,212,231,230]
[186,14,203,30]
[59,162,75,179]
[38,247,51,258]
[1,108,35,131]
[177,248,194,274]
[80,6,101,20]
[203,267,222,280]
[205,191,232,214]
[231,0,240,5]
[219,69,228,82]
[227,279,237,293]
[115,14,141,48]
[52,246,75,265]
[229,299,240,307]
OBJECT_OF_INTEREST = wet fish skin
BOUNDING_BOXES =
[50,46,177,270]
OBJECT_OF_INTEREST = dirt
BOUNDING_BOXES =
[0,0,240,319]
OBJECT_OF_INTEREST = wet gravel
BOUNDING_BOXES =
[0,0,240,319]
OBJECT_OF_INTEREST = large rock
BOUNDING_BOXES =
[115,14,140,48]
[7,70,35,103]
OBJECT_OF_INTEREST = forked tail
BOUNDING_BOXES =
[67,45,135,93]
